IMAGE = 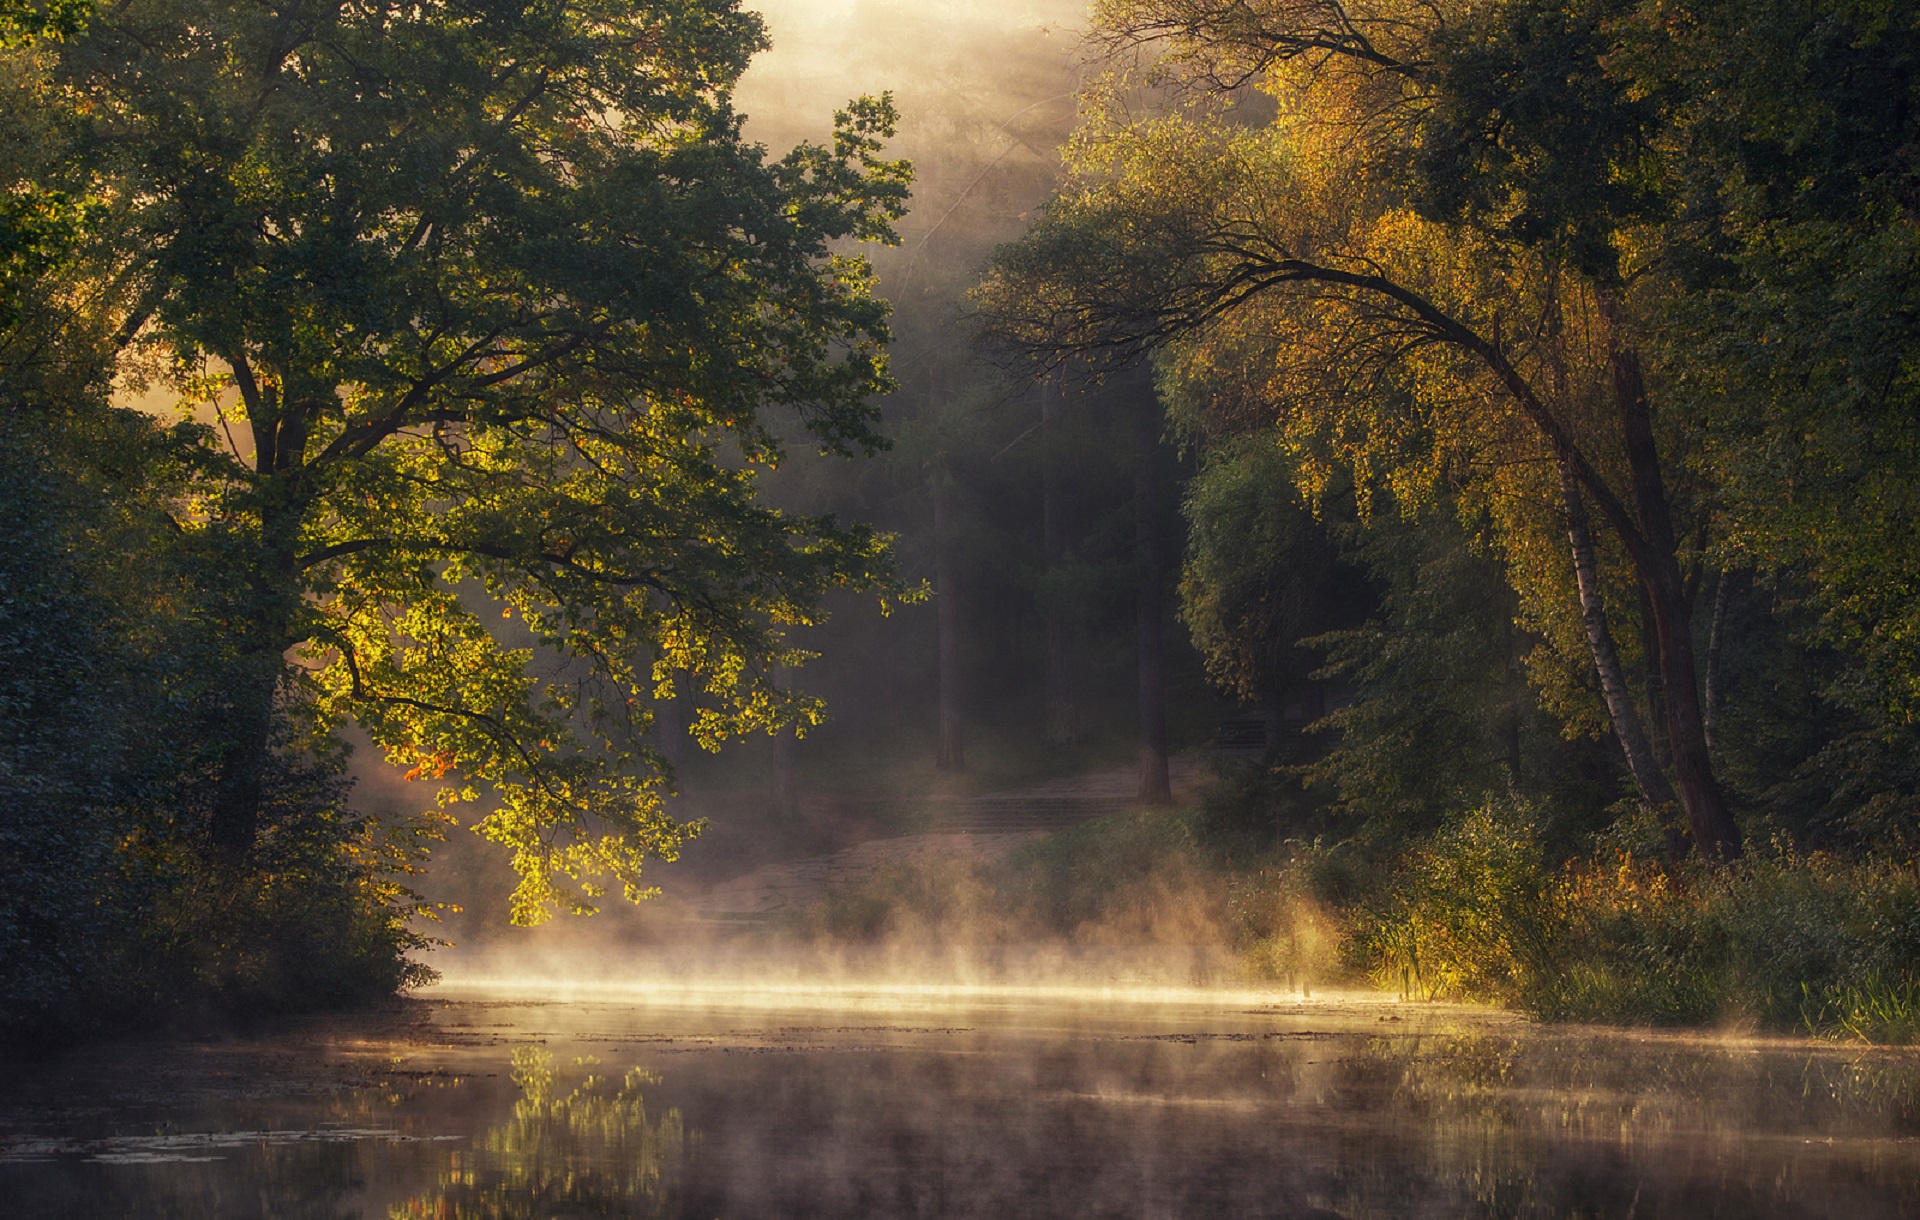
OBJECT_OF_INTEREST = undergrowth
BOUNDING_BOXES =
[781,783,1920,1044]
[1353,795,1920,1041]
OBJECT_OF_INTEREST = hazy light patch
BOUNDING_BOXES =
[425,972,1405,1014]
[734,0,1088,148]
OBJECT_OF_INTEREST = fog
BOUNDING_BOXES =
[14,990,1920,1219]
[398,0,1233,992]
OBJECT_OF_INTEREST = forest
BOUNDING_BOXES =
[3,0,1919,1045]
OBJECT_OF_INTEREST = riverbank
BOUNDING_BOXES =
[669,787,1920,1046]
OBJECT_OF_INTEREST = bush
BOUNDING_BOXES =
[3,740,441,1043]
[1363,794,1563,1005]
[1725,852,1920,1041]
[1359,794,1920,1041]
[0,418,439,1043]
[127,756,443,1022]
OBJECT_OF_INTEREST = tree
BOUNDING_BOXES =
[930,460,967,770]
[1634,1,1920,732]
[1177,432,1343,709]
[1039,376,1079,745]
[1131,384,1175,804]
[40,0,911,921]
[976,0,1742,859]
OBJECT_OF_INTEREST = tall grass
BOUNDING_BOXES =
[1355,795,1920,1041]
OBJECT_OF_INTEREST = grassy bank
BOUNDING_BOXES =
[1351,796,1920,1041]
[775,790,1920,1044]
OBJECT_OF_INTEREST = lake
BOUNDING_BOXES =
[3,981,1917,1218]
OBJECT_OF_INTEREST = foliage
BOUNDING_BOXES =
[1178,432,1350,704]
[1643,1,1920,740]
[1306,501,1618,845]
[1361,795,1920,1041]
[9,0,914,923]
[1225,842,1353,989]
[0,431,134,1025]
[1362,794,1565,1005]
[394,1049,687,1219]
[0,404,437,1039]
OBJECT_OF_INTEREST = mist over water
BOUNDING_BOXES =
[7,985,1920,1219]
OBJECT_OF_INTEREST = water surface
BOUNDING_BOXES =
[3,983,1917,1218]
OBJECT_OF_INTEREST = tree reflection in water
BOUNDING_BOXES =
[7,1003,1920,1219]
[392,1048,687,1219]
[1315,1030,1920,1219]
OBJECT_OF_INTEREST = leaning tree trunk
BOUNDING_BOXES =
[1559,462,1689,860]
[1603,308,1741,861]
[1133,400,1173,806]
[932,468,965,772]
[1041,377,1077,746]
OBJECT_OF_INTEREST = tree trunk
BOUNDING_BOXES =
[1560,462,1689,859]
[1704,569,1729,755]
[1644,562,1737,859]
[769,661,799,817]
[1134,400,1173,806]
[207,657,276,861]
[771,729,797,816]
[207,487,300,862]
[1041,377,1077,745]
[1637,584,1672,770]
[1602,300,1741,860]
[654,673,688,779]
[932,470,965,771]
[771,729,798,818]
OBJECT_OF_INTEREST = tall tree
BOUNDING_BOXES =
[977,0,1742,858]
[41,0,911,920]
[1132,386,1175,804]
[1039,376,1078,745]
[930,462,967,770]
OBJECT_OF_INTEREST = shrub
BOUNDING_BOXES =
[1227,840,1366,989]
[1359,794,1920,1041]
[2,429,440,1042]
[1363,794,1563,1005]
[1729,852,1920,1042]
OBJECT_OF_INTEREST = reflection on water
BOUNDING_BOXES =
[393,1048,686,1219]
[2,987,1918,1218]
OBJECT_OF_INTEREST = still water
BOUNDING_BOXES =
[2,983,1917,1218]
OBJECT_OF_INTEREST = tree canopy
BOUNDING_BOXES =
[9,0,911,923]
[977,0,1920,863]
